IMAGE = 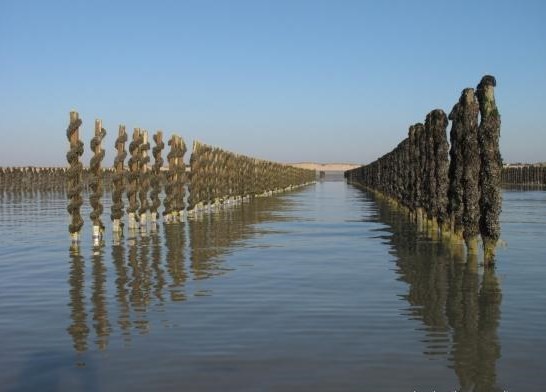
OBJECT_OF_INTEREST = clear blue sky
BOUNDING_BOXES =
[1,0,545,166]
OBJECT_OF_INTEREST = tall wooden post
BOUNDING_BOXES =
[66,111,84,245]
[139,130,150,229]
[111,125,127,235]
[477,75,502,266]
[127,128,141,230]
[150,131,164,225]
[89,119,106,244]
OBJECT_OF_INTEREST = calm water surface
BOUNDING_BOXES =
[0,182,545,391]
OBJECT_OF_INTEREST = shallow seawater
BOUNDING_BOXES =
[0,182,545,391]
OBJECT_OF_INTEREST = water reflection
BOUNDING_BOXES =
[67,248,89,353]
[363,189,503,392]
[164,223,187,302]
[111,241,132,345]
[91,244,110,350]
[65,194,294,353]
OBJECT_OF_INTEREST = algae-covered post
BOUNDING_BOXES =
[150,131,164,225]
[111,125,127,234]
[66,111,84,244]
[477,75,502,266]
[89,119,106,243]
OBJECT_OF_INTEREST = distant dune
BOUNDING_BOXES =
[288,162,361,172]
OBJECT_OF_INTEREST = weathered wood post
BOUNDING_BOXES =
[477,75,502,266]
[66,111,84,245]
[89,119,106,244]
[111,125,127,236]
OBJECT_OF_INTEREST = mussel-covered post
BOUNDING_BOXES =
[477,75,502,265]
[127,128,142,229]
[66,111,84,244]
[111,125,127,234]
[448,88,480,251]
[138,130,150,228]
[89,119,106,243]
[163,135,177,222]
[175,136,187,218]
[150,131,164,224]
[448,94,465,240]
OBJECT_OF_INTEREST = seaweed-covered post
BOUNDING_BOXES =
[138,130,151,229]
[111,125,127,235]
[477,75,502,265]
[89,119,106,243]
[66,111,84,245]
[150,131,164,225]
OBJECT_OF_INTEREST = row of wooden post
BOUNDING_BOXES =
[501,166,546,185]
[1,164,538,193]
[65,112,316,244]
[345,75,502,266]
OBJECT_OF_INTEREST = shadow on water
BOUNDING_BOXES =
[358,188,503,392]
[64,192,297,354]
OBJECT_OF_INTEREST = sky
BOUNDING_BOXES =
[1,0,545,167]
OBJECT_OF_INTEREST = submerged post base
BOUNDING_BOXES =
[465,237,479,255]
[483,238,498,267]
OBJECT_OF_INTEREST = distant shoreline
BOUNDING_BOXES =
[288,162,361,172]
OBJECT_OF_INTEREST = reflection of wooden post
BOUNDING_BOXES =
[66,111,84,245]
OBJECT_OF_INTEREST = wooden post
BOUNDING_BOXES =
[66,111,84,245]
[150,131,164,225]
[111,125,127,236]
[127,128,141,230]
[89,119,106,245]
[139,130,150,229]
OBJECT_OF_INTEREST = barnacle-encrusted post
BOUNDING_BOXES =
[89,119,106,243]
[111,125,127,235]
[150,131,164,225]
[66,111,84,244]
[477,75,502,266]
